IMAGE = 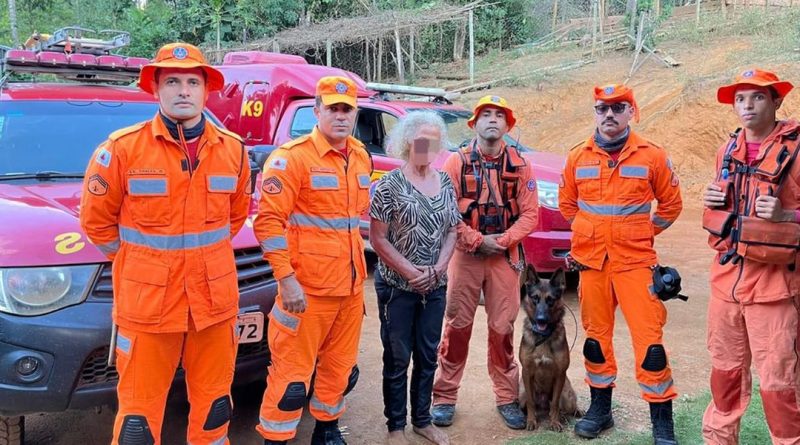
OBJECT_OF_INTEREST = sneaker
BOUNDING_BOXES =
[497,402,526,430]
[574,387,614,439]
[431,404,455,427]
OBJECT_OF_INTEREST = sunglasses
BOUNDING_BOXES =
[594,103,629,115]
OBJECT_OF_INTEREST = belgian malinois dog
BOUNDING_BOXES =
[519,265,582,431]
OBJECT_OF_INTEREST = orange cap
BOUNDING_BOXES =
[138,43,224,94]
[717,68,793,104]
[316,76,358,108]
[594,83,639,123]
[467,95,516,130]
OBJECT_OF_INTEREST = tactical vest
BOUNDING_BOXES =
[702,128,800,265]
[457,140,528,235]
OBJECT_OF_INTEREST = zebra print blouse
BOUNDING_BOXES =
[369,168,461,292]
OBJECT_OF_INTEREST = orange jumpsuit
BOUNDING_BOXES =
[433,142,539,406]
[559,130,682,403]
[702,120,800,445]
[80,115,251,445]
[254,127,371,442]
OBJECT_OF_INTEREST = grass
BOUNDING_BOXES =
[508,385,771,445]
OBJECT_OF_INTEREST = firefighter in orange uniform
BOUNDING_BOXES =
[559,84,682,444]
[431,95,540,430]
[701,69,800,445]
[80,43,251,445]
[254,76,371,445]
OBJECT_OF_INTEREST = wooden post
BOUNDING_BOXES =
[365,39,371,82]
[377,38,383,82]
[552,0,559,31]
[394,28,404,83]
[696,0,702,26]
[326,39,332,67]
[409,28,415,79]
[469,9,475,84]
[591,0,598,58]
[655,0,661,16]
[272,40,280,53]
[599,0,606,56]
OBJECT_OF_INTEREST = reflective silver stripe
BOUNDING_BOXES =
[289,214,359,231]
[310,395,345,416]
[259,416,301,433]
[358,174,371,188]
[652,215,673,229]
[119,225,229,250]
[128,178,166,195]
[117,333,131,354]
[209,175,237,192]
[97,239,120,256]
[311,175,339,189]
[586,372,615,386]
[261,236,288,252]
[620,165,648,178]
[639,378,674,396]
[578,200,651,216]
[190,435,227,445]
[576,166,600,179]
[270,304,299,331]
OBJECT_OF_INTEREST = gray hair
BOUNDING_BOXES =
[385,110,449,160]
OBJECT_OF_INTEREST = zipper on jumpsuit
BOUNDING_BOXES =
[341,151,356,297]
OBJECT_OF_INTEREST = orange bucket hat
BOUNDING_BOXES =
[717,68,793,104]
[467,95,516,130]
[138,43,225,94]
[594,83,640,123]
[316,76,358,108]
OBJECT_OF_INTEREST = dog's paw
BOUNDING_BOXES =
[526,420,538,431]
[547,418,564,432]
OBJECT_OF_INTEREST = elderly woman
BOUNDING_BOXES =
[370,111,460,445]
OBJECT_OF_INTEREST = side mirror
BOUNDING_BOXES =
[249,144,276,170]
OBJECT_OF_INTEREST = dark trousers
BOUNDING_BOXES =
[375,268,446,432]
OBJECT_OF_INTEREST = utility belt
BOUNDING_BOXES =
[702,128,800,265]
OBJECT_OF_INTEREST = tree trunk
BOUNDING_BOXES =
[394,28,404,83]
[377,38,383,82]
[8,0,19,48]
[453,19,466,61]
[627,0,638,38]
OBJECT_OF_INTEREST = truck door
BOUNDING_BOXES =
[238,80,270,144]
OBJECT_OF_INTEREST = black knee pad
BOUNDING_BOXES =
[344,365,360,396]
[641,344,668,372]
[583,338,606,364]
[278,382,307,411]
[118,415,155,445]
[203,395,232,431]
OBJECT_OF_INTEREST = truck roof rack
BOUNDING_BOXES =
[1,27,145,85]
[366,82,459,105]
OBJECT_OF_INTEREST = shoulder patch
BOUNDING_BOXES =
[281,135,311,150]
[108,122,147,141]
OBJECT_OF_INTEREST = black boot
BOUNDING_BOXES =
[574,387,614,439]
[650,400,678,445]
[263,440,287,445]
[311,419,347,445]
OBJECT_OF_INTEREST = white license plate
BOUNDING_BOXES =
[236,312,264,344]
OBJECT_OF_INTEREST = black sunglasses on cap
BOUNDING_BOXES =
[594,103,629,115]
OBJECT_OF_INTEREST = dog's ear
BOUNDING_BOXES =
[525,264,540,286]
[551,268,566,294]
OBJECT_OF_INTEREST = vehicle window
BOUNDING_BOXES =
[0,101,158,176]
[410,108,532,152]
[381,113,398,136]
[289,106,316,139]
